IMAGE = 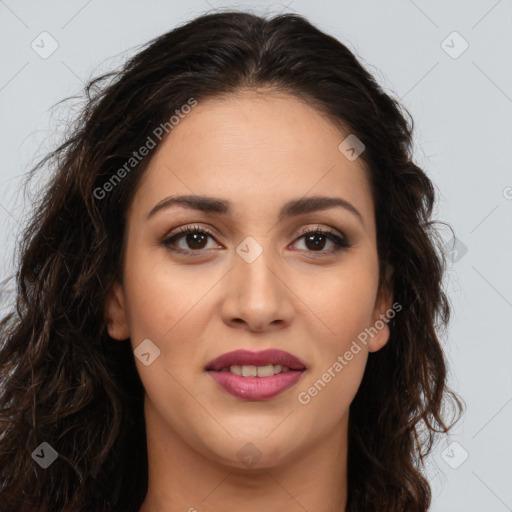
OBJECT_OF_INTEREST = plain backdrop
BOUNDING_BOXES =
[1,1,511,510]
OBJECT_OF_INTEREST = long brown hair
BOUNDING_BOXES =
[0,11,462,511]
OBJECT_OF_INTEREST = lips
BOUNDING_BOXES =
[205,349,306,401]
[205,349,306,371]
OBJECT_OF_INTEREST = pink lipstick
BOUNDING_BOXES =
[205,349,306,401]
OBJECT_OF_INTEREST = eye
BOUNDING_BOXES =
[291,225,350,254]
[161,224,350,255]
[162,224,220,254]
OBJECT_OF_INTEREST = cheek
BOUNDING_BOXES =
[122,242,215,346]
[298,351,368,421]
[295,257,379,347]
[121,248,225,414]
[122,253,209,434]
[292,259,377,407]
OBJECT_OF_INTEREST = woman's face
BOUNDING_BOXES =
[105,90,393,469]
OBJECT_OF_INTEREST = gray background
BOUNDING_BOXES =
[1,1,511,510]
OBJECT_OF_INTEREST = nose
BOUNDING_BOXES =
[220,244,294,333]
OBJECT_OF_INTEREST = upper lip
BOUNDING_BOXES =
[206,349,306,371]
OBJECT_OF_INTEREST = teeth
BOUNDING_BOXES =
[241,365,257,377]
[257,364,274,377]
[219,364,293,377]
[230,365,242,376]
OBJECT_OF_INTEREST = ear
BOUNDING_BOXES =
[104,281,130,340]
[367,265,394,353]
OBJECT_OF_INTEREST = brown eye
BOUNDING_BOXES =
[162,225,350,256]
[293,227,350,254]
[162,225,220,253]
[182,231,209,250]
[303,232,328,251]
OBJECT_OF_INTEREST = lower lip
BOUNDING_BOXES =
[207,370,305,400]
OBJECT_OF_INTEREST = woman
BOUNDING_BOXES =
[0,10,462,512]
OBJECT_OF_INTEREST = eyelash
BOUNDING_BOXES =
[162,224,350,256]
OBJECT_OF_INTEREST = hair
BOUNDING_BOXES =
[0,10,462,512]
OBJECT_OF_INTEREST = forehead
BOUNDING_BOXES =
[130,91,375,229]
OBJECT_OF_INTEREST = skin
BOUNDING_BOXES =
[105,89,393,512]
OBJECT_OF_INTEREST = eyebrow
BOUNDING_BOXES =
[146,194,364,226]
